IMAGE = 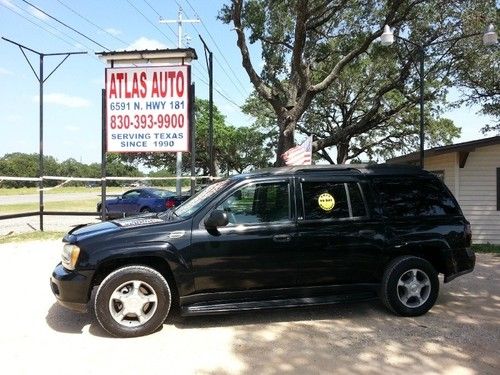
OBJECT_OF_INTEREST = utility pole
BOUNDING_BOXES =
[160,7,200,196]
[2,37,86,231]
[199,35,214,177]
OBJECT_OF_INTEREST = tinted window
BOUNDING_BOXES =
[373,177,460,218]
[122,190,141,199]
[348,183,367,217]
[302,182,350,220]
[216,182,290,225]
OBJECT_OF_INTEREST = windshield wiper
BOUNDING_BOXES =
[158,209,178,220]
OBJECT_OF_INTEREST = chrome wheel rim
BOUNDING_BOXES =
[397,269,431,308]
[109,280,158,327]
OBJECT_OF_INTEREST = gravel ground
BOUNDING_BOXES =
[0,192,104,235]
[0,215,101,235]
[0,241,498,375]
[0,192,103,205]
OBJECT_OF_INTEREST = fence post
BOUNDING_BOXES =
[190,83,196,196]
[101,88,107,221]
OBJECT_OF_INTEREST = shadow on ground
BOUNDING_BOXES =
[45,255,500,375]
[194,256,500,375]
[45,288,110,337]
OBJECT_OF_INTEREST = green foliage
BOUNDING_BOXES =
[471,243,500,254]
[122,98,272,175]
[221,1,488,164]
[0,152,142,188]
[0,153,58,187]
[452,3,499,133]
[236,0,470,163]
[0,231,65,244]
[105,154,143,186]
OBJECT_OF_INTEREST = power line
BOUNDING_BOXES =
[167,5,245,101]
[0,2,91,52]
[142,0,178,40]
[55,0,130,48]
[21,0,110,51]
[135,0,248,103]
[143,0,162,18]
[179,0,249,101]
[126,0,177,47]
[183,0,250,96]
[192,70,242,111]
[214,86,242,109]
[192,62,239,107]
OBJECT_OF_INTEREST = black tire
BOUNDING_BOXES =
[140,207,152,213]
[97,204,109,219]
[94,266,171,338]
[381,256,439,317]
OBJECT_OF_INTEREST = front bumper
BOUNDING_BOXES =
[50,263,94,313]
[443,247,476,283]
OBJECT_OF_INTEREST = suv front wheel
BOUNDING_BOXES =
[94,265,171,337]
[381,256,439,316]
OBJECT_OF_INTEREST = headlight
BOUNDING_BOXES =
[62,244,80,270]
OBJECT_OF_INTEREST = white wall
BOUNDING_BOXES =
[424,145,500,244]
[424,153,456,196]
[457,144,500,244]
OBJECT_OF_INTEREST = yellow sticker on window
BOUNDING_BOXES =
[318,193,335,212]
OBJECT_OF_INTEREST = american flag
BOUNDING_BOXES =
[282,136,313,166]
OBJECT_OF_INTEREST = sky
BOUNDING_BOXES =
[0,0,495,167]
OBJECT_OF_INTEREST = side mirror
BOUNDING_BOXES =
[204,210,229,229]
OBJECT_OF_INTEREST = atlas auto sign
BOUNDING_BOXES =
[105,65,190,153]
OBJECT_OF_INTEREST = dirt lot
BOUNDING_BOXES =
[0,240,498,375]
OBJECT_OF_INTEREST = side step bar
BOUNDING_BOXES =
[181,292,376,316]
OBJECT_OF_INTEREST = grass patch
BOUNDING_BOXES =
[0,231,65,244]
[0,186,125,196]
[472,244,500,254]
[0,199,99,214]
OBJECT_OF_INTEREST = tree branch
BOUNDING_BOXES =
[231,0,278,107]
[290,0,309,96]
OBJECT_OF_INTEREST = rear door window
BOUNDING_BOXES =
[373,177,460,218]
[301,181,367,221]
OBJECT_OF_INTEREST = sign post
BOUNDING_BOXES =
[96,49,197,205]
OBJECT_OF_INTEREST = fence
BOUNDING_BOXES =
[0,174,220,230]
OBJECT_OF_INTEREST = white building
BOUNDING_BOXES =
[387,136,500,244]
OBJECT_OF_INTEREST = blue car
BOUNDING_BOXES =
[97,188,188,219]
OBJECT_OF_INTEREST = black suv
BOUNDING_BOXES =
[51,165,475,337]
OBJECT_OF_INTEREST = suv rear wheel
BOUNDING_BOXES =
[381,256,439,316]
[95,266,171,337]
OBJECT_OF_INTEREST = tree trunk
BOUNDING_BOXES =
[336,140,350,164]
[275,116,296,166]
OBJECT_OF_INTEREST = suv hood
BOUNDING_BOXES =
[64,214,166,242]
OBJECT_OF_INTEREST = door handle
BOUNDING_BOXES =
[273,234,291,243]
[358,229,376,237]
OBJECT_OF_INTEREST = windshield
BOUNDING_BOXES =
[165,179,233,219]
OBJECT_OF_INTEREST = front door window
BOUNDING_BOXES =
[216,182,290,225]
